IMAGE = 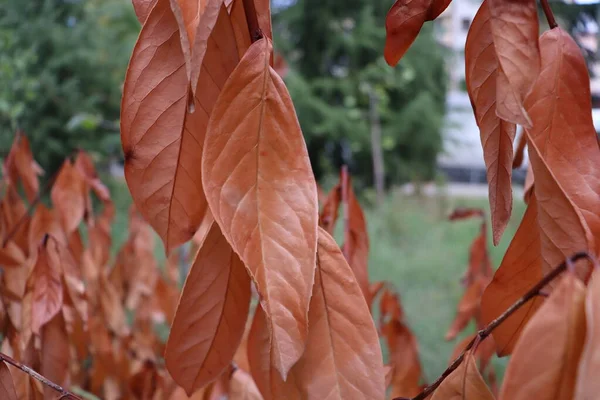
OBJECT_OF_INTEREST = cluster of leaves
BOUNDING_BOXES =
[0,132,204,398]
[384,0,600,395]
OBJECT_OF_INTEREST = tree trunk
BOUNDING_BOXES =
[368,87,385,206]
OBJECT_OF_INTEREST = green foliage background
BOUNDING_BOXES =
[0,0,448,188]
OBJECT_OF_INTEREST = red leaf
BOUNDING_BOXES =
[448,208,484,221]
[40,312,69,399]
[202,38,318,378]
[3,132,43,204]
[132,0,158,23]
[319,183,341,234]
[465,0,516,244]
[165,222,251,394]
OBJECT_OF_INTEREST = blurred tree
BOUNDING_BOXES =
[0,0,139,173]
[273,0,448,189]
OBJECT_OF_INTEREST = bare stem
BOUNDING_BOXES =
[395,251,592,400]
[242,0,262,42]
[0,352,82,399]
[540,0,558,29]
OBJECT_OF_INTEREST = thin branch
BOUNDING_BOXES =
[540,0,558,29]
[242,0,263,43]
[0,352,82,399]
[395,251,592,400]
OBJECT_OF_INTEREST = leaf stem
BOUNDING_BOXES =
[0,352,82,399]
[395,251,592,400]
[540,0,558,29]
[242,0,263,42]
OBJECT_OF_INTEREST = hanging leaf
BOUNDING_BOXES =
[165,222,251,395]
[488,0,539,126]
[524,27,600,245]
[480,195,543,355]
[383,319,423,398]
[319,183,341,234]
[28,205,64,252]
[27,236,63,334]
[121,0,239,251]
[527,140,594,279]
[73,150,111,202]
[512,130,526,169]
[248,229,385,399]
[431,353,495,400]
[343,176,370,304]
[202,37,318,378]
[40,312,69,399]
[230,369,264,400]
[0,361,17,400]
[499,273,586,399]
[465,0,516,245]
[230,0,252,59]
[384,0,451,66]
[575,269,600,398]
[445,277,485,341]
[50,160,88,235]
[3,133,43,204]
[132,0,159,23]
[448,208,484,221]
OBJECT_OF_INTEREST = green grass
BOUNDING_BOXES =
[106,176,525,385]
[366,188,526,384]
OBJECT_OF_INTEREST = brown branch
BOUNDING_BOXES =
[0,352,82,399]
[540,0,557,29]
[341,165,350,260]
[395,251,592,400]
[242,0,263,43]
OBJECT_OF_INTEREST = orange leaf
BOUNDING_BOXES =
[488,0,539,126]
[384,0,451,66]
[319,183,341,234]
[165,222,251,394]
[465,0,516,245]
[499,273,586,400]
[481,195,543,355]
[527,140,594,279]
[0,242,26,269]
[0,361,17,400]
[512,129,526,169]
[50,160,88,234]
[73,150,111,202]
[132,0,158,23]
[383,320,423,399]
[28,205,64,252]
[121,0,239,251]
[445,278,484,341]
[431,353,494,400]
[248,229,385,399]
[3,133,43,204]
[230,0,252,59]
[27,236,63,334]
[40,312,69,399]
[230,369,263,400]
[202,37,318,378]
[448,208,484,221]
[575,269,600,398]
[343,176,370,304]
[523,164,534,203]
[463,222,492,285]
[524,27,600,249]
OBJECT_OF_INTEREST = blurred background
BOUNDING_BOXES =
[1,0,599,383]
